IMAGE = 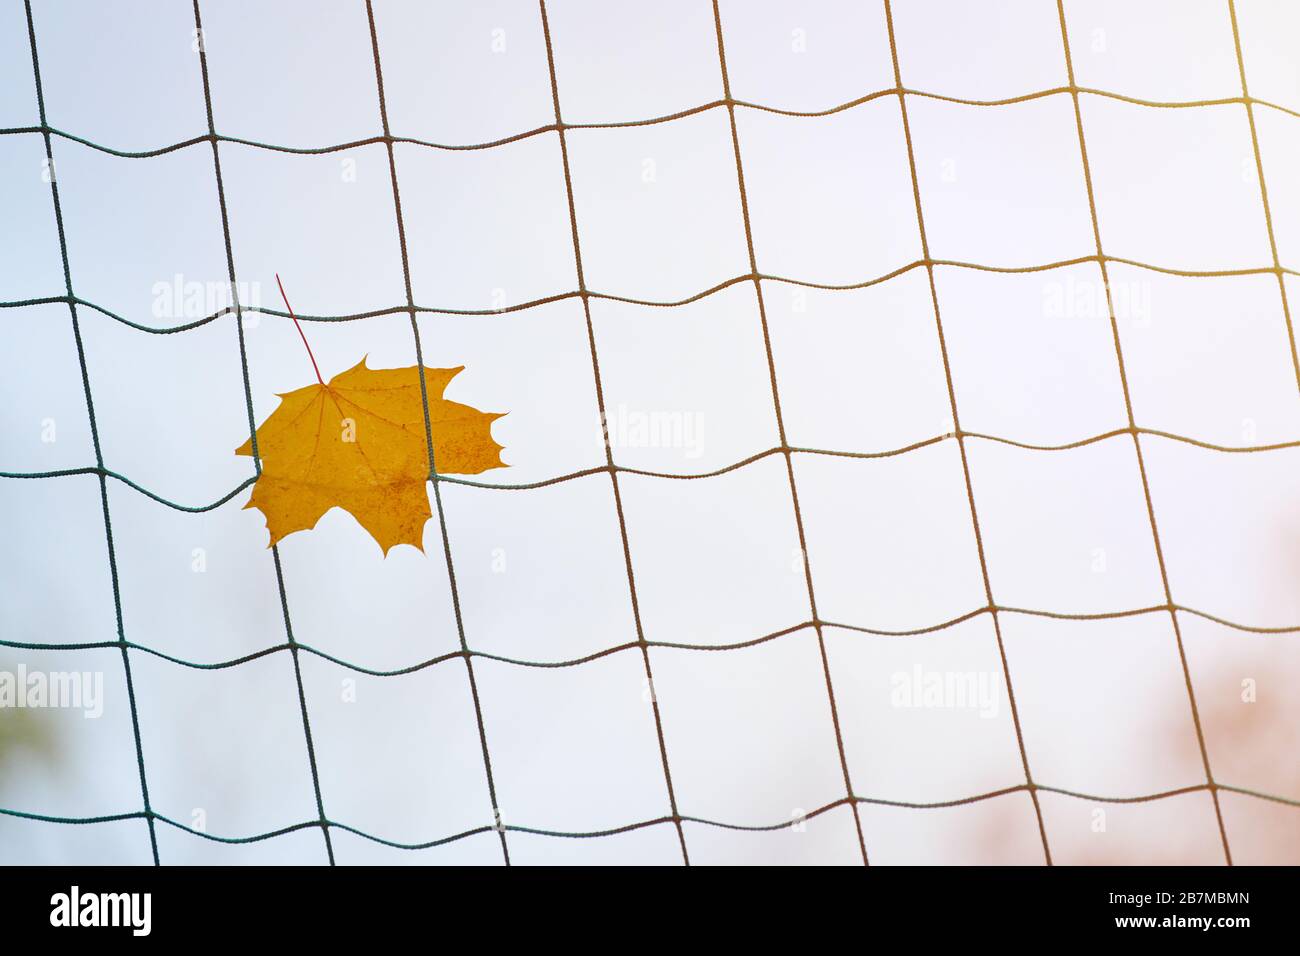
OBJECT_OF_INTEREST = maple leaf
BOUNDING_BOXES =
[236,357,505,554]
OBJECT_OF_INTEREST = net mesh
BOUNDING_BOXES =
[2,0,1298,865]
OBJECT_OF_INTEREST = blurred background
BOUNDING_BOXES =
[1,0,1298,864]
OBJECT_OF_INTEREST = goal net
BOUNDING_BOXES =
[1,0,1298,865]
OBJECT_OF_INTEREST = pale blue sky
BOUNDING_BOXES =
[2,0,1299,865]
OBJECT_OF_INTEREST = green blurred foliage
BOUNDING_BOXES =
[0,705,59,786]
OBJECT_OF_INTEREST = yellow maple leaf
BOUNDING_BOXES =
[236,356,505,554]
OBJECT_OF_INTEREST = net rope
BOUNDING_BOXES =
[3,0,1298,864]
